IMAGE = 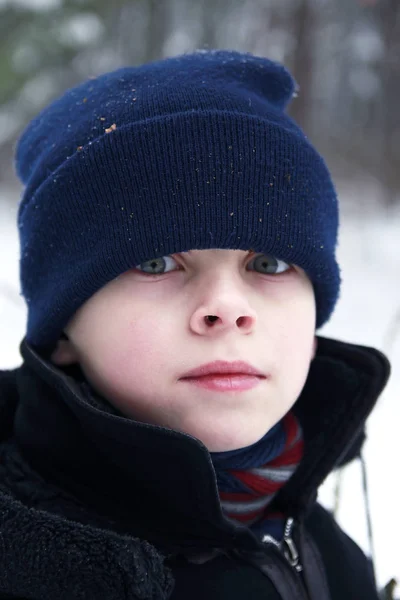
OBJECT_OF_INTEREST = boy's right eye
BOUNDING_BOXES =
[134,256,179,276]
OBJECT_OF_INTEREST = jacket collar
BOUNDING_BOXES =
[10,335,390,551]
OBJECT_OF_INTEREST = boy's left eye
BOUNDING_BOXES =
[248,254,291,275]
[134,254,292,276]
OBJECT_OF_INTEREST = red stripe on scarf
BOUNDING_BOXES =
[228,472,283,495]
[228,509,265,523]
[267,439,304,467]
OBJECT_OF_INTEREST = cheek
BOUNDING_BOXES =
[122,316,173,374]
[274,302,315,401]
[82,309,177,399]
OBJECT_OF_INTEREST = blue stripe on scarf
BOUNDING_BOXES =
[210,420,287,493]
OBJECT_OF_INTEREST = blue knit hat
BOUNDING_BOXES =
[15,49,340,353]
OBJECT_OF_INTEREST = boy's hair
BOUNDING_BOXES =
[14,49,340,354]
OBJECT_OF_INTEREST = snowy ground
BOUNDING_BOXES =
[1,180,399,592]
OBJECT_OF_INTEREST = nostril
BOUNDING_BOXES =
[205,315,218,324]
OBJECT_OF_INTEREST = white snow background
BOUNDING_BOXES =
[1,179,399,592]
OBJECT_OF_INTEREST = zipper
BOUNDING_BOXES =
[262,516,303,573]
[260,516,310,599]
[230,516,309,599]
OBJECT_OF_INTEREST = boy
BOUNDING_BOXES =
[0,49,391,599]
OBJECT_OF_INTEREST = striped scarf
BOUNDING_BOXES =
[210,411,303,541]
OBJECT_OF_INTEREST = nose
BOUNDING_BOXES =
[189,290,257,335]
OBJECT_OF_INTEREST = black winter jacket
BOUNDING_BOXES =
[0,335,391,600]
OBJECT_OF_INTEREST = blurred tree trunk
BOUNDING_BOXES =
[145,0,171,61]
[288,0,316,132]
[200,0,223,49]
[378,0,400,204]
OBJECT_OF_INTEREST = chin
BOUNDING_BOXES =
[180,411,276,452]
[201,428,268,452]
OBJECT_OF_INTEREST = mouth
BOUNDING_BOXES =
[180,373,266,392]
[181,360,266,379]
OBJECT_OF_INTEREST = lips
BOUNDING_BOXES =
[182,374,263,392]
[180,360,266,379]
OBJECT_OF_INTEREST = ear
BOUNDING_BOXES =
[50,334,79,366]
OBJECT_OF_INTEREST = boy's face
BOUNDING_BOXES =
[51,249,317,451]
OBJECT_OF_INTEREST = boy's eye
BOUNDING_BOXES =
[135,256,178,275]
[247,254,291,275]
[135,254,291,276]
